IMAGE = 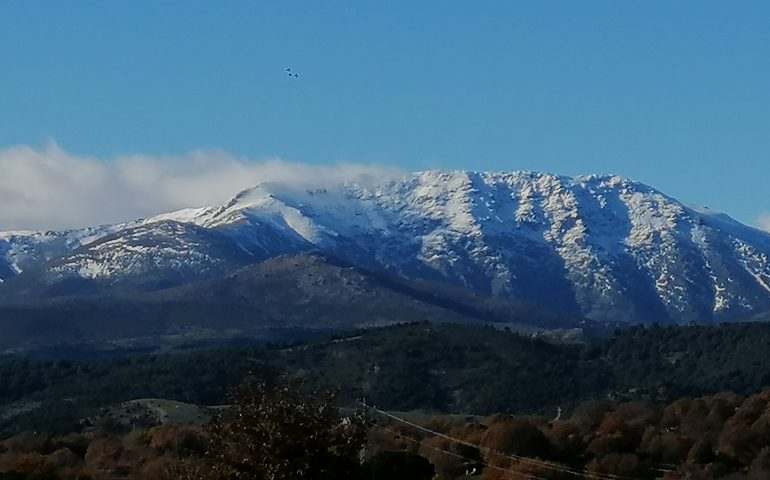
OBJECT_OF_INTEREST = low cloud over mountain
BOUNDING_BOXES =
[757,214,770,233]
[0,143,403,230]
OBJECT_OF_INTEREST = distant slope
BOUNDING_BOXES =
[274,321,770,413]
[0,253,583,353]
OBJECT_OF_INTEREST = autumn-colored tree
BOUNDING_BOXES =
[586,410,644,457]
[687,438,716,464]
[189,377,369,480]
[639,427,693,464]
[545,420,585,460]
[749,446,770,478]
[144,425,207,456]
[0,452,57,479]
[586,453,644,477]
[569,400,612,432]
[716,420,758,465]
[480,416,550,459]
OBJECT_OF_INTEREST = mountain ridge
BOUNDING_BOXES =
[2,170,770,326]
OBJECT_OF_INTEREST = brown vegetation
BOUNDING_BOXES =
[1,388,770,479]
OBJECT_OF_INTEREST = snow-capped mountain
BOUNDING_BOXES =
[2,170,770,324]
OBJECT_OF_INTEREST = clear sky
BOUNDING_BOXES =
[1,1,769,229]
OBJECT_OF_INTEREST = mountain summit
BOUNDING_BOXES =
[2,170,770,325]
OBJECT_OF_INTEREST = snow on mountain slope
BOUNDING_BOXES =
[0,225,125,279]
[45,222,257,284]
[2,170,770,324]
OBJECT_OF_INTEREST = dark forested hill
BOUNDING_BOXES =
[0,254,585,353]
[1,321,770,437]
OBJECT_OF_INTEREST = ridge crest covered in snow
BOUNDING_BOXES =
[2,170,769,324]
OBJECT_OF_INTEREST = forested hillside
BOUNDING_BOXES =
[2,322,770,438]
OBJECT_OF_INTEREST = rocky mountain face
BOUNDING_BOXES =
[2,171,770,325]
[0,253,586,354]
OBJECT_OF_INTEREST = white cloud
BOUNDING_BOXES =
[0,143,404,231]
[757,214,770,233]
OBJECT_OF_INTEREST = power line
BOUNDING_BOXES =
[365,403,647,480]
[376,423,552,480]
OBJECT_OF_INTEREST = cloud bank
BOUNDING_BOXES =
[3,143,767,234]
[0,144,404,231]
[757,214,770,233]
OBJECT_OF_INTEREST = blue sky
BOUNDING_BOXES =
[1,1,769,229]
